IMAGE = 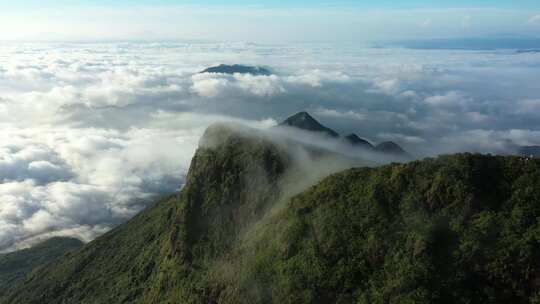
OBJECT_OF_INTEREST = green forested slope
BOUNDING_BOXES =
[2,124,540,304]
[0,237,83,294]
[221,154,540,303]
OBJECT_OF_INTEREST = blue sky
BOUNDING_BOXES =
[0,1,538,42]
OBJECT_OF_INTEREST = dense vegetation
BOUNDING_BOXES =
[0,237,83,294]
[2,124,540,303]
[226,154,540,303]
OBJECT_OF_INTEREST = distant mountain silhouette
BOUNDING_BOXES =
[375,141,408,155]
[502,139,540,158]
[278,112,410,159]
[516,49,540,54]
[519,146,540,158]
[200,64,272,76]
[279,112,339,138]
[343,134,373,149]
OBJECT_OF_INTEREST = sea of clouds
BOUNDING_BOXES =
[0,42,539,251]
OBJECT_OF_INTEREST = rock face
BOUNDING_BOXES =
[200,64,272,76]
[3,124,540,304]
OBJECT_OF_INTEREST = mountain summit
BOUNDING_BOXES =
[279,111,339,138]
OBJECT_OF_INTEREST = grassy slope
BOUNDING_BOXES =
[0,237,83,295]
[3,125,540,303]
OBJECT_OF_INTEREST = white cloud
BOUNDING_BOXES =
[234,74,284,96]
[528,14,540,25]
[191,74,230,97]
[461,15,472,28]
[465,111,490,123]
[191,69,350,98]
[191,73,284,97]
[371,78,401,95]
[424,91,471,107]
[286,69,351,87]
[378,133,427,144]
[516,99,540,113]
[314,108,367,121]
[0,127,190,250]
[420,18,432,28]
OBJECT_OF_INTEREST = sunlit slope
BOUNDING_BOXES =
[3,124,540,304]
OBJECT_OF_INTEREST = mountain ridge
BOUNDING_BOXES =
[0,123,362,303]
[277,111,410,159]
[2,123,540,303]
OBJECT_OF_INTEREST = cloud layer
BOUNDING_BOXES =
[0,42,539,251]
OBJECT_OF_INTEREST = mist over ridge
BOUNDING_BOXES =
[2,119,539,303]
[0,41,539,252]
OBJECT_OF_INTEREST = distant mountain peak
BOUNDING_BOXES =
[343,134,373,148]
[277,112,411,158]
[375,141,407,156]
[279,112,339,138]
[285,111,316,125]
[200,64,272,76]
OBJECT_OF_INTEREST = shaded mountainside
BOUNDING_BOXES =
[3,124,540,303]
[0,237,83,294]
